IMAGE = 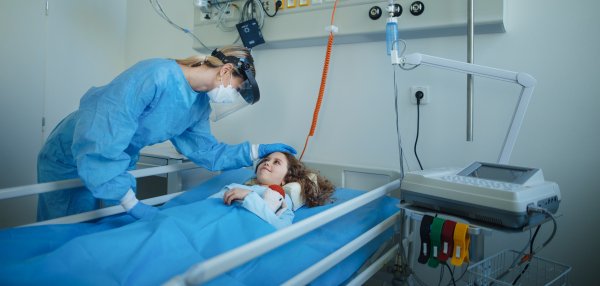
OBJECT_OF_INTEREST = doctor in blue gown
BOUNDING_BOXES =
[36,45,296,221]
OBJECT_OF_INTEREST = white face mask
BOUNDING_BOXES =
[207,75,239,103]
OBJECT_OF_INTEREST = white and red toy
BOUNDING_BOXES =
[262,185,288,217]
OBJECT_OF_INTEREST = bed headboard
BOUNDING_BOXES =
[301,161,402,200]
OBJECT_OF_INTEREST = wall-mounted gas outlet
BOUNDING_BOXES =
[410,86,429,105]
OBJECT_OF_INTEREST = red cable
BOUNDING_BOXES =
[299,0,338,161]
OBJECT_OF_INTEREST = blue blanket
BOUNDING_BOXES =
[0,169,400,285]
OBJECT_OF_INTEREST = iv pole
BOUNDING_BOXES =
[467,0,474,141]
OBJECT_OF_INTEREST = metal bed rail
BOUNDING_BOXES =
[282,210,402,286]
[0,162,201,227]
[20,191,185,227]
[164,179,402,286]
[0,162,200,201]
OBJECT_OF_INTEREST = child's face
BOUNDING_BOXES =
[256,152,289,186]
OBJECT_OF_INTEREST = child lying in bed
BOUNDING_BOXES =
[208,151,336,229]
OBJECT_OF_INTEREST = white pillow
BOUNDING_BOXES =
[282,183,305,211]
[245,173,318,211]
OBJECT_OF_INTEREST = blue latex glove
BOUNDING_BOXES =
[126,201,159,220]
[259,144,297,158]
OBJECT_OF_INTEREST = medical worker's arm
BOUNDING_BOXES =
[242,192,294,230]
[72,71,159,203]
[120,188,158,220]
[127,202,159,220]
[171,119,253,171]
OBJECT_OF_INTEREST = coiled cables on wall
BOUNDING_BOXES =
[150,0,271,52]
[299,0,339,161]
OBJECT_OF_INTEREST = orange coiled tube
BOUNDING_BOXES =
[299,0,338,161]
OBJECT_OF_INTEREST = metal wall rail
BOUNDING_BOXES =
[163,179,401,286]
[0,162,199,201]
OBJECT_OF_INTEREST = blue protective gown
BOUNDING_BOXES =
[37,59,253,221]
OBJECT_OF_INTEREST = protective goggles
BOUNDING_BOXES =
[209,49,260,122]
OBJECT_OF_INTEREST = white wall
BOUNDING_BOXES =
[44,0,127,142]
[125,0,198,69]
[187,0,600,284]
[0,0,126,229]
[0,0,47,227]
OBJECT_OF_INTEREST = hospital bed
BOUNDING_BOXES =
[0,161,404,285]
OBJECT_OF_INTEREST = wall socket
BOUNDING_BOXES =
[410,86,429,105]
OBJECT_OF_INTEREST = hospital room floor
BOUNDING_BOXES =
[364,271,395,286]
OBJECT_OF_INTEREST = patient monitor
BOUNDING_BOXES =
[391,52,560,228]
[401,162,561,228]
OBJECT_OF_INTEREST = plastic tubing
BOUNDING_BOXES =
[299,0,339,161]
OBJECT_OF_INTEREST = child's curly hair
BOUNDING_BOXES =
[257,152,336,207]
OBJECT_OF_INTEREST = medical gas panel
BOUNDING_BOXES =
[192,0,505,51]
[401,162,561,229]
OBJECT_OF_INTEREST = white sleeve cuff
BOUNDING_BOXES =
[251,144,260,161]
[119,188,139,211]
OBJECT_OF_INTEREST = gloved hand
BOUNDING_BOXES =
[258,143,297,158]
[126,201,159,220]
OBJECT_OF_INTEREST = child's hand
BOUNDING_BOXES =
[223,187,252,205]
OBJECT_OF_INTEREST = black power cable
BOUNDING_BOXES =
[414,91,424,170]
[437,265,445,286]
[259,0,282,17]
[446,264,457,286]
[445,263,469,286]
[511,225,541,285]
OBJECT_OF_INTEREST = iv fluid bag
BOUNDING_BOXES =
[386,21,399,56]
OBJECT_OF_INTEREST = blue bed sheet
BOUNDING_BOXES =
[0,168,400,286]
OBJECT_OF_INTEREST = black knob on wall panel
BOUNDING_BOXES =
[369,6,382,20]
[410,1,425,16]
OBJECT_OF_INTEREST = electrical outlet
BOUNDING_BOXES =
[275,0,284,10]
[410,86,429,105]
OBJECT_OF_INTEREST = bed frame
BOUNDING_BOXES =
[0,161,408,285]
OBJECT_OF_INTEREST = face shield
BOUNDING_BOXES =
[209,49,260,122]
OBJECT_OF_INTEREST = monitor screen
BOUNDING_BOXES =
[467,165,525,183]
